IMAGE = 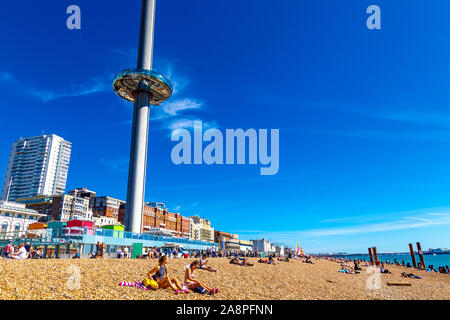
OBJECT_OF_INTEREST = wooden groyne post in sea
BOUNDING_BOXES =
[408,243,417,268]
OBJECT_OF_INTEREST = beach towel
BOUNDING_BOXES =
[119,281,149,290]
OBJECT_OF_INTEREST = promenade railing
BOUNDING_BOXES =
[0,226,215,247]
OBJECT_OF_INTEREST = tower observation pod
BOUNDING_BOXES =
[113,0,172,233]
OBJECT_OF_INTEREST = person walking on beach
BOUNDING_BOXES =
[124,246,129,259]
[148,255,187,294]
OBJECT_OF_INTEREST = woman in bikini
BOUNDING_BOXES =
[148,255,188,294]
[184,260,218,294]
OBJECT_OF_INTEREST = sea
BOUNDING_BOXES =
[333,253,450,267]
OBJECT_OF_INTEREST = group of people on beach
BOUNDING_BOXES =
[90,242,106,259]
[386,258,449,274]
[120,254,219,295]
[2,241,42,259]
[120,250,297,295]
[322,255,450,277]
[257,253,293,265]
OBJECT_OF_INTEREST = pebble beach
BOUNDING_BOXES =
[1,257,449,300]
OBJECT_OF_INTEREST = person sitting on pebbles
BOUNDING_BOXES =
[199,254,218,272]
[268,254,278,265]
[148,255,188,294]
[380,263,392,274]
[184,260,218,295]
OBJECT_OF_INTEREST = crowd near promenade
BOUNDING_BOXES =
[1,242,449,300]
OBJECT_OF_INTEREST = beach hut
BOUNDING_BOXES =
[28,222,47,230]
[66,220,94,235]
[47,221,65,229]
[47,221,66,238]
[102,224,124,238]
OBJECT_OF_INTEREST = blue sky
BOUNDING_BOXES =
[1,0,450,253]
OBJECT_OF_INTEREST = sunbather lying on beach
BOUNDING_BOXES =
[184,260,218,295]
[230,256,254,266]
[275,257,290,262]
[147,255,188,294]
[302,257,314,264]
[339,266,360,274]
[401,272,422,279]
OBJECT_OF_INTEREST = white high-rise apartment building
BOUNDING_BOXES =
[1,134,72,201]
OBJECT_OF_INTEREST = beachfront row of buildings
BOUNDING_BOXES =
[0,134,286,253]
[0,193,281,253]
[1,187,212,241]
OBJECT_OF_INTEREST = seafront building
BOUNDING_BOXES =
[189,216,215,243]
[213,231,253,252]
[251,238,277,253]
[15,195,54,217]
[89,196,124,221]
[68,187,97,200]
[214,230,234,249]
[17,194,93,222]
[0,200,46,233]
[119,202,191,238]
[1,134,72,201]
[92,216,118,228]
[239,240,254,252]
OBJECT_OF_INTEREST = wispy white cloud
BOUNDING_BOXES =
[427,212,450,217]
[281,98,450,141]
[29,76,110,102]
[167,118,218,131]
[317,129,450,142]
[162,98,202,116]
[319,214,385,224]
[1,67,111,102]
[373,108,450,128]
[99,157,129,173]
[112,47,137,58]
